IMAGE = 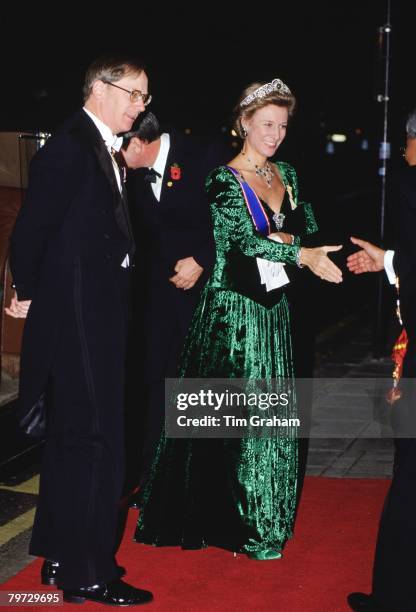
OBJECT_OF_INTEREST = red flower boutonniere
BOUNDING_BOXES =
[170,163,181,181]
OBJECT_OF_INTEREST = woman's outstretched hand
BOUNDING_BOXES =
[299,245,343,283]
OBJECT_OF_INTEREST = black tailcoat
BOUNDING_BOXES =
[372,165,416,609]
[125,131,216,482]
[10,109,134,589]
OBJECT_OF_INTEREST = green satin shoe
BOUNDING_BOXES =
[246,549,282,560]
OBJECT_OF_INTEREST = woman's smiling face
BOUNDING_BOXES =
[242,104,289,157]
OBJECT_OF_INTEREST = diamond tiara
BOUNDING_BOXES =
[240,78,292,107]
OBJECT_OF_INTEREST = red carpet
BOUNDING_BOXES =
[2,477,390,611]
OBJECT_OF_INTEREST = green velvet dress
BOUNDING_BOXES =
[134,163,318,554]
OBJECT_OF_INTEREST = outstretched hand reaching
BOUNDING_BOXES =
[346,237,385,274]
[300,245,343,283]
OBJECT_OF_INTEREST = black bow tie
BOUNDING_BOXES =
[144,168,162,183]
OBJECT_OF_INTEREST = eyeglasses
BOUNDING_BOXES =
[103,80,152,106]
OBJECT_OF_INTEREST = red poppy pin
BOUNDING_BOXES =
[170,163,181,180]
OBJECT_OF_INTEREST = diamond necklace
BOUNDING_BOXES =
[241,152,274,189]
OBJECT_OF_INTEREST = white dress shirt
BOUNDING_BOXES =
[150,133,170,202]
[83,108,123,191]
[384,249,396,284]
[83,108,129,267]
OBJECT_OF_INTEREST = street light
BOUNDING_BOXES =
[374,0,392,356]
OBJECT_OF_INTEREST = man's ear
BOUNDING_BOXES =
[92,79,106,99]
[131,137,144,154]
[122,137,145,169]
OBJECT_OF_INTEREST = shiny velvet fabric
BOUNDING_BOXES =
[135,163,317,554]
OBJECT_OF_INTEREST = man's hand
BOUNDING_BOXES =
[5,292,31,318]
[347,237,385,274]
[169,257,203,290]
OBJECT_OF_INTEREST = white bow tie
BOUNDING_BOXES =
[110,135,124,152]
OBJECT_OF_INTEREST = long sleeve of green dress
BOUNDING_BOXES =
[206,166,301,268]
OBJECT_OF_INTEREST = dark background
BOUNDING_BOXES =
[1,2,414,137]
[1,0,414,345]
[0,1,414,475]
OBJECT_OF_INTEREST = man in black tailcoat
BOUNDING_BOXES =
[6,55,153,606]
[121,112,224,491]
[346,109,416,612]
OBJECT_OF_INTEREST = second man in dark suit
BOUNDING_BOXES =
[122,113,220,490]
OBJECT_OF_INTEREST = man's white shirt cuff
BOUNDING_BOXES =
[384,249,396,285]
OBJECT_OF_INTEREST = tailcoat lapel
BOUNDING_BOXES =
[75,111,135,255]
[93,139,121,206]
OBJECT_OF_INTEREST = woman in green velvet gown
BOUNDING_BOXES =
[134,78,342,559]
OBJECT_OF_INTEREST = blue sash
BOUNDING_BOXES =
[226,166,271,236]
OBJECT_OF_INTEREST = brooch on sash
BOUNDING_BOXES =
[272,212,285,230]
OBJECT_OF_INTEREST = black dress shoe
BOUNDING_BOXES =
[63,578,153,606]
[347,592,390,611]
[41,559,60,585]
[41,559,126,586]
